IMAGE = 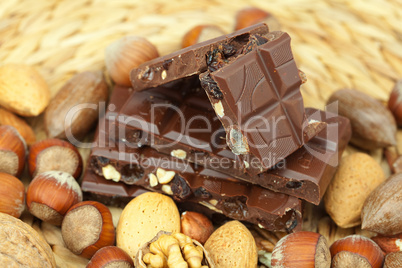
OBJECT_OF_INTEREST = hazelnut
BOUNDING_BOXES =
[372,234,402,254]
[0,125,26,177]
[26,171,83,225]
[330,235,384,268]
[105,36,159,86]
[181,211,214,244]
[181,25,226,48]
[384,251,402,268]
[28,138,83,179]
[388,80,402,127]
[156,168,175,184]
[61,201,115,259]
[234,7,280,31]
[271,231,331,268]
[87,246,134,268]
[0,172,25,218]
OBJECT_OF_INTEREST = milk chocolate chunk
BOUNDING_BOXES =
[81,168,148,208]
[89,88,302,232]
[81,168,298,231]
[130,24,269,91]
[130,25,322,175]
[111,84,349,204]
[114,80,324,177]
[257,108,352,204]
[88,130,302,233]
[199,31,312,175]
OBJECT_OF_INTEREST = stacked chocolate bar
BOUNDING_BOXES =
[81,23,352,233]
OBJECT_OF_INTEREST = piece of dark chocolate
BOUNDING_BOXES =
[130,24,269,91]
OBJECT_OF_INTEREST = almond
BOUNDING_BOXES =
[204,220,258,268]
[327,89,397,150]
[0,108,36,145]
[116,192,181,260]
[0,64,50,117]
[44,71,108,140]
[361,173,402,235]
[324,153,386,228]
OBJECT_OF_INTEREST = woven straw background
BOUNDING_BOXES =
[1,0,401,267]
[1,0,402,108]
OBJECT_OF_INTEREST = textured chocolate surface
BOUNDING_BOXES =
[112,84,349,204]
[130,25,322,175]
[88,143,302,232]
[114,81,242,173]
[114,80,324,176]
[258,108,351,204]
[130,24,269,91]
[200,31,310,175]
[81,169,268,229]
[86,86,303,232]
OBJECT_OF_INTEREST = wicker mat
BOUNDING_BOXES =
[1,0,401,267]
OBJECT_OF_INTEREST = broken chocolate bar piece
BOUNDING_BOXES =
[110,85,350,204]
[113,82,243,173]
[81,168,293,231]
[81,168,149,208]
[130,23,269,91]
[88,144,302,232]
[114,80,324,177]
[199,31,311,175]
[130,25,321,175]
[257,108,351,204]
[88,126,302,233]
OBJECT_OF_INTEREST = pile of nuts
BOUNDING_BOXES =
[0,6,401,268]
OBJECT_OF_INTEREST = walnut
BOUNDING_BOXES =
[136,231,214,268]
[0,212,56,267]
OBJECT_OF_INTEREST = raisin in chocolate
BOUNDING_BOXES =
[171,175,192,200]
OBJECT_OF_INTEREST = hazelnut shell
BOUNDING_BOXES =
[28,138,83,179]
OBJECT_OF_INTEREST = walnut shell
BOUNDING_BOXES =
[135,231,215,267]
[0,212,56,267]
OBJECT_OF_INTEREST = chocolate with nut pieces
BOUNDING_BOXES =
[130,24,322,175]
[111,85,350,204]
